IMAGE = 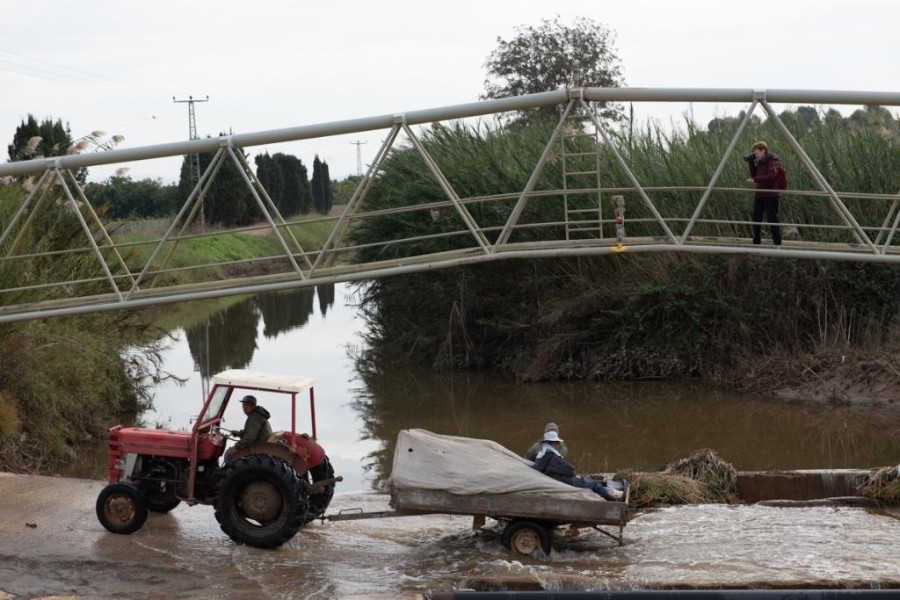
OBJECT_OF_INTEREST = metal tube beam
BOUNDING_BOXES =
[5,87,900,178]
[402,123,490,252]
[52,168,124,301]
[681,100,759,242]
[760,100,875,251]
[309,123,402,274]
[4,241,900,324]
[493,99,576,248]
[0,91,568,177]
[226,145,305,275]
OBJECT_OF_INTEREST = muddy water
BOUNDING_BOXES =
[2,474,900,598]
[96,284,900,493]
[34,284,900,596]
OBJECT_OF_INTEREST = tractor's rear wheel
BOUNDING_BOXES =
[305,456,336,523]
[214,454,308,548]
[96,483,149,535]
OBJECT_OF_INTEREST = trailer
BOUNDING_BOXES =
[328,429,630,556]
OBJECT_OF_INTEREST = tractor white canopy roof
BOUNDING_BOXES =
[211,369,315,393]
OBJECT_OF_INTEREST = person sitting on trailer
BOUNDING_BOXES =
[531,430,623,501]
[524,422,569,461]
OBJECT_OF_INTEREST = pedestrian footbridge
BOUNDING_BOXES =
[1,87,899,323]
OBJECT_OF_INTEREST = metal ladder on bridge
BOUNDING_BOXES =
[561,102,605,240]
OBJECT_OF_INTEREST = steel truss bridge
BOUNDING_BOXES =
[1,87,900,323]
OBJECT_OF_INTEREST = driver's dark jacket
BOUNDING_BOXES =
[531,448,576,485]
[235,406,272,448]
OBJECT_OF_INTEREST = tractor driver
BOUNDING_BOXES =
[224,395,272,463]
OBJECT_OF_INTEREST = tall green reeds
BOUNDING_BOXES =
[348,108,900,380]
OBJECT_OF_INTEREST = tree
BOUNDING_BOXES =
[7,114,88,183]
[482,16,625,124]
[311,155,333,214]
[333,175,362,205]
[707,111,762,136]
[176,138,254,227]
[254,152,312,217]
[322,160,334,214]
[848,105,899,138]
[274,153,312,215]
[255,153,286,214]
[85,176,178,219]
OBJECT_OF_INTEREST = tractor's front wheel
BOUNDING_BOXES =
[214,454,308,549]
[96,483,149,535]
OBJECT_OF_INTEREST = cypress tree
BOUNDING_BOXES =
[312,155,325,213]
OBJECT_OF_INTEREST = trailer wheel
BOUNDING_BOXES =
[96,483,149,535]
[214,454,308,548]
[500,519,552,556]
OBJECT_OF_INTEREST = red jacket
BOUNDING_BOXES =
[749,152,782,199]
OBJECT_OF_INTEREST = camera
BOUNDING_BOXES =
[742,154,755,162]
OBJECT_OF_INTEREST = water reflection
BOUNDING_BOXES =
[185,285,334,377]
[354,366,900,487]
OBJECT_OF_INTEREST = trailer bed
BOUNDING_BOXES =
[390,487,628,527]
[328,429,630,554]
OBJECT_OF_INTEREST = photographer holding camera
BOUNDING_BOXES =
[744,141,783,246]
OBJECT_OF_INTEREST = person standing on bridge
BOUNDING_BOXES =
[745,141,783,246]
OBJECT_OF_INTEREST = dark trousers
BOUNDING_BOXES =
[752,196,782,245]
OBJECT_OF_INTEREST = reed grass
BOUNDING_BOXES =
[663,448,738,503]
[619,470,708,508]
[858,466,900,506]
[348,108,900,380]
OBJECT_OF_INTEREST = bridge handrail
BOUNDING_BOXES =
[4,87,900,178]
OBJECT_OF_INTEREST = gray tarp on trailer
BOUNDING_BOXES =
[386,429,626,526]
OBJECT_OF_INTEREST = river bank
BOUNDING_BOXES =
[720,339,900,409]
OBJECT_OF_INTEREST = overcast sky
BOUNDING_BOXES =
[2,0,897,183]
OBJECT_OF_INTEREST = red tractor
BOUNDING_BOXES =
[95,369,341,548]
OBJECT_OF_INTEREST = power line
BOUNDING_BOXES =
[0,48,178,97]
[350,140,367,176]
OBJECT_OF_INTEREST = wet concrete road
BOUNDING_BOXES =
[3,472,900,599]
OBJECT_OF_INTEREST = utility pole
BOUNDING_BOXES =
[350,139,367,176]
[173,95,209,225]
[173,95,211,400]
[173,95,209,182]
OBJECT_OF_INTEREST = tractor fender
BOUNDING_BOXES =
[226,441,309,476]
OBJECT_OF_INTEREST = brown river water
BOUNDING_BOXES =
[29,284,900,597]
